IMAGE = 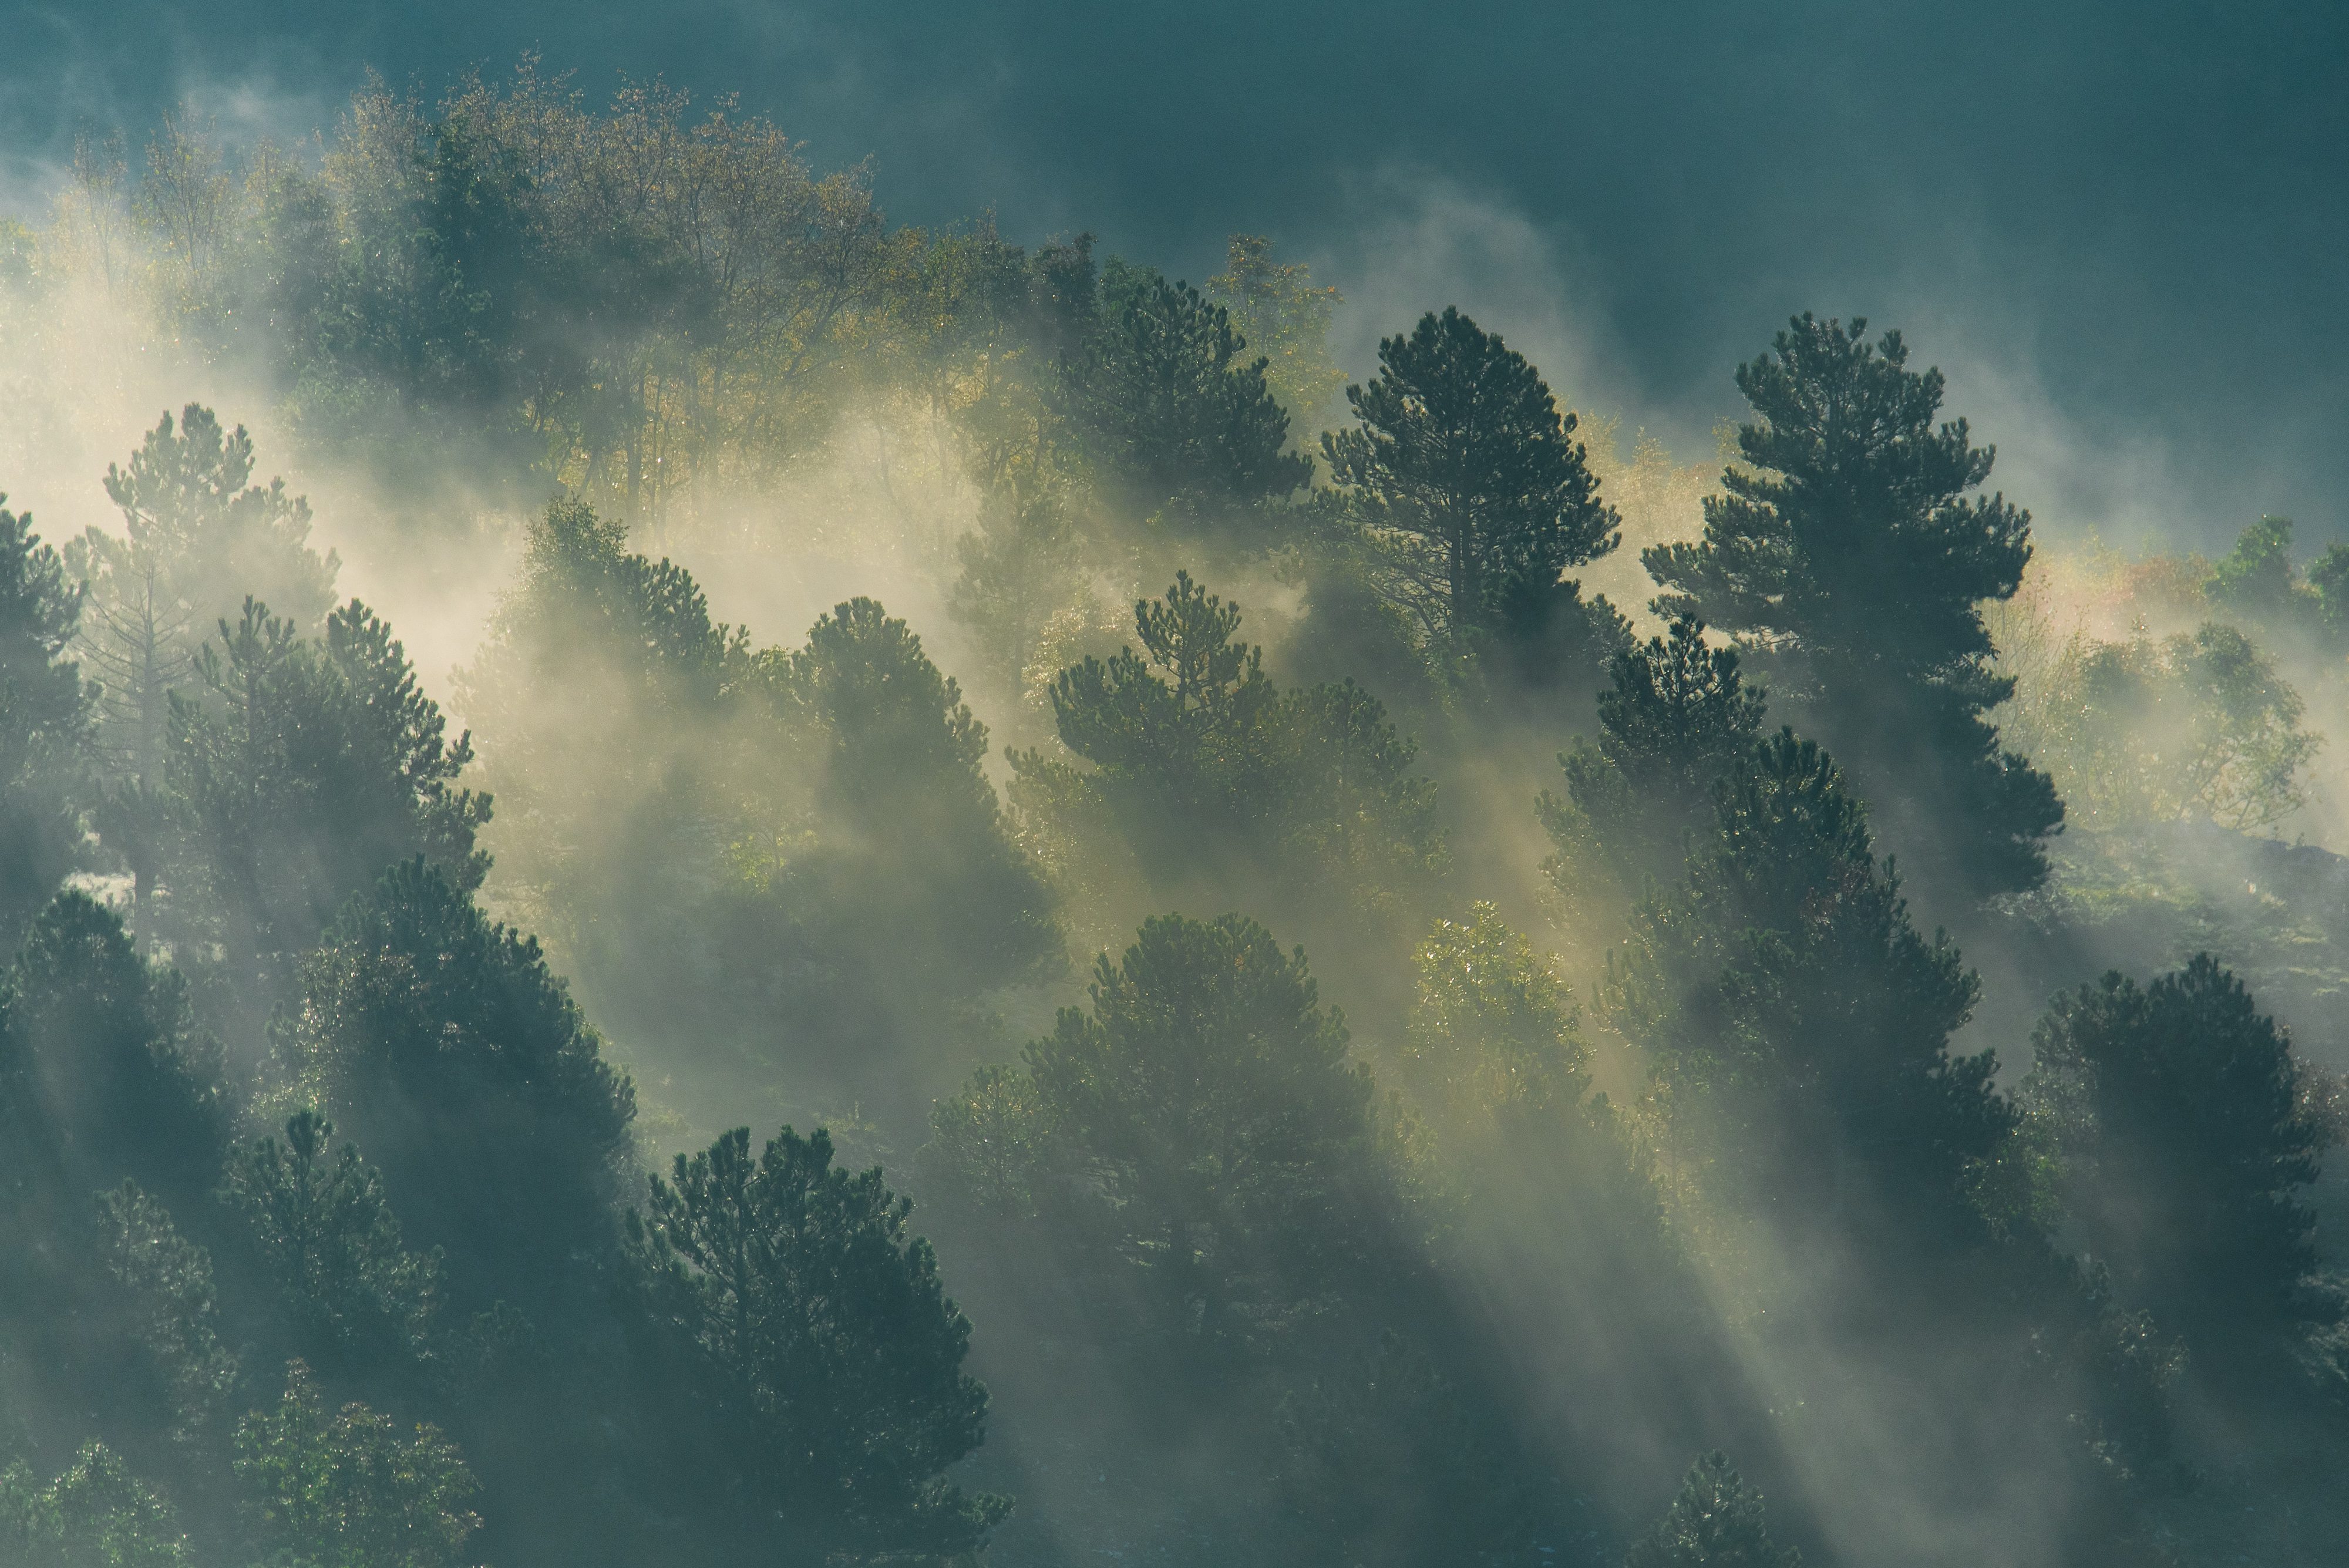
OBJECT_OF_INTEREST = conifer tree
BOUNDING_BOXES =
[90,405,337,647]
[1645,315,2060,896]
[1060,268,1311,524]
[1624,1451,1802,1568]
[218,1110,444,1375]
[168,597,489,1004]
[278,858,634,1318]
[1321,307,1623,672]
[622,1124,1006,1558]
[1607,731,2009,1247]
[233,1360,482,1568]
[2023,957,2334,1370]
[1022,913,1382,1344]
[1540,613,1767,910]
[0,497,90,949]
[1014,573,1442,918]
[0,1442,191,1568]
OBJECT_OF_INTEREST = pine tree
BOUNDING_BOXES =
[1645,315,2061,896]
[0,497,90,950]
[168,597,489,1007]
[93,405,338,646]
[1059,266,1311,525]
[0,1442,192,1568]
[1321,307,1623,672]
[233,1360,482,1568]
[93,1180,238,1442]
[1013,573,1442,918]
[1022,913,1382,1345]
[1540,613,1768,910]
[277,858,634,1318]
[622,1124,1007,1558]
[218,1109,445,1375]
[1624,1452,1802,1568]
[2023,956,2334,1371]
[1606,730,2009,1250]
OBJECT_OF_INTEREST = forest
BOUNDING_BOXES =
[0,65,2344,1567]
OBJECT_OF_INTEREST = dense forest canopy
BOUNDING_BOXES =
[0,60,2345,1568]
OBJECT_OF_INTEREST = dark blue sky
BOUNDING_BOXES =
[5,0,2342,550]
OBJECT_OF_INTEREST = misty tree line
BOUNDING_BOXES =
[0,66,2344,1568]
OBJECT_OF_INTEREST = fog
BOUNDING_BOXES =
[0,40,2343,1568]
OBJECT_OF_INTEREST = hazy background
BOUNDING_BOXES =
[3,0,2341,555]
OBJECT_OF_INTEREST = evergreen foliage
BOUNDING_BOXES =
[1607,730,2008,1247]
[1541,614,1768,910]
[0,1442,192,1568]
[622,1124,1005,1558]
[231,1361,481,1568]
[1021,912,1383,1346]
[2024,957,2334,1367]
[1645,314,2061,896]
[217,1111,444,1377]
[0,497,90,947]
[167,598,490,999]
[1321,306,1624,675]
[89,406,337,647]
[1059,269,1311,524]
[1014,572,1443,921]
[274,859,634,1317]
[1624,1451,1801,1568]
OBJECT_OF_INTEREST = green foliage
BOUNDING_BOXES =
[89,405,336,645]
[1206,234,1347,439]
[623,1124,1006,1557]
[914,1062,1059,1222]
[1022,912,1382,1343]
[0,496,90,947]
[1059,267,1311,524]
[1645,314,2059,896]
[1014,573,1443,919]
[233,1361,481,1568]
[2205,514,2303,625]
[2022,957,2333,1362]
[1540,614,1769,911]
[2034,621,2320,833]
[1608,731,2010,1244]
[948,482,1090,698]
[1321,305,1622,672]
[1272,1330,1532,1566]
[166,596,490,1002]
[760,595,1056,989]
[1623,1451,1801,1568]
[275,858,634,1315]
[1,1442,191,1568]
[1403,902,1590,1126]
[218,1111,444,1374]
[1,891,227,1210]
[94,1180,238,1441]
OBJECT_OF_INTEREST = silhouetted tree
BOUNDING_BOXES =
[0,498,90,949]
[1541,613,1768,910]
[1061,266,1310,524]
[1322,307,1623,675]
[1645,315,2060,896]
[1023,913,1384,1348]
[622,1124,1006,1559]
[1608,731,2010,1251]
[274,859,634,1319]
[2024,957,2335,1373]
